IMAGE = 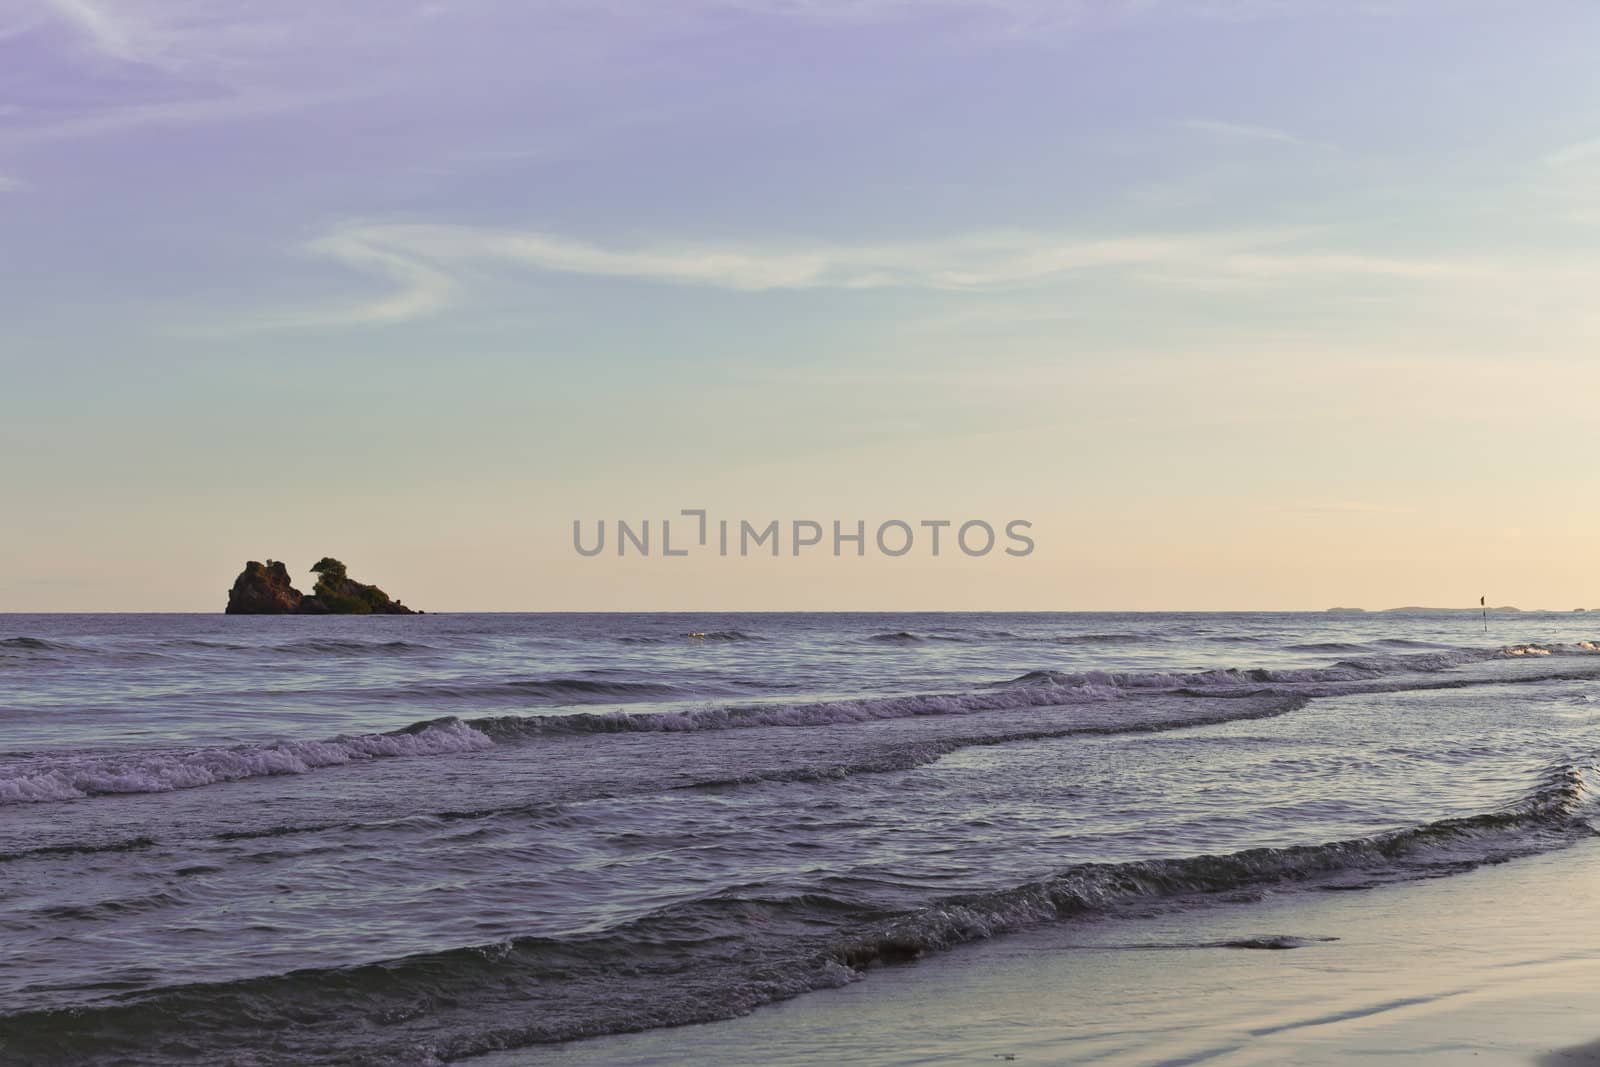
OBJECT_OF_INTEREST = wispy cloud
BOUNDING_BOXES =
[0,174,17,192]
[13,0,1410,146]
[281,218,1599,329]
[299,222,1318,325]
[45,0,136,61]
[302,232,458,326]
[35,0,349,72]
[10,1,441,142]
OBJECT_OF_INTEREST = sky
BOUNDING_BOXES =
[2,0,1599,611]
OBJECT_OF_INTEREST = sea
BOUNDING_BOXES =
[2,611,1598,1065]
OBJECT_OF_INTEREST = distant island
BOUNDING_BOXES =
[226,558,418,615]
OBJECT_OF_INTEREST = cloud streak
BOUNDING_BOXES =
[9,1,442,144]
[45,0,134,58]
[292,219,1591,328]
[302,232,458,326]
[36,0,341,71]
[13,0,1414,147]
[302,223,1315,324]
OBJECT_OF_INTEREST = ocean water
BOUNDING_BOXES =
[1,611,1598,1064]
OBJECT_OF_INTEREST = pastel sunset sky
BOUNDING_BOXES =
[4,1,1598,611]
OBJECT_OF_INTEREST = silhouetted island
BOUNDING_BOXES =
[226,558,418,614]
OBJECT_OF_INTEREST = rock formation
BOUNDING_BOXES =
[225,560,305,614]
[225,558,418,614]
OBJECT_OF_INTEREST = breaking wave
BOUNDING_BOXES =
[0,719,491,805]
[6,758,1589,1064]
[11,638,1600,807]
[999,644,1600,694]
[677,694,1307,790]
[468,681,1125,740]
[835,758,1596,968]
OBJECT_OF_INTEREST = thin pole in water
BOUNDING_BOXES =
[1481,595,1487,633]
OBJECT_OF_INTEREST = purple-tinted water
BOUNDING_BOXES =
[2,612,1599,1063]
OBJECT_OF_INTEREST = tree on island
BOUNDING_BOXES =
[309,556,407,614]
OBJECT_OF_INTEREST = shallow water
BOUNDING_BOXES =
[531,836,1600,1066]
[2,612,1598,1064]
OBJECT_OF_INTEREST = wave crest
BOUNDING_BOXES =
[470,682,1124,740]
[0,719,491,804]
[4,759,1588,1063]
[836,758,1595,968]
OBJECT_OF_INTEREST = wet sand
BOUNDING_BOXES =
[500,836,1600,1065]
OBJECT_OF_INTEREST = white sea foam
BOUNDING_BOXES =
[1499,642,1600,657]
[1003,648,1499,693]
[10,639,1596,804]
[472,682,1127,739]
[0,719,493,804]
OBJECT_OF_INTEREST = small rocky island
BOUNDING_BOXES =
[226,557,419,615]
